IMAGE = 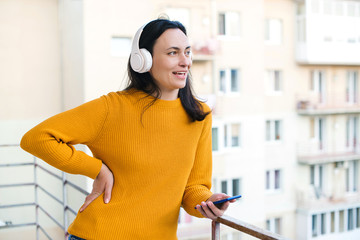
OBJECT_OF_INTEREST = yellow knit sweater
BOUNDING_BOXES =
[20,89,213,240]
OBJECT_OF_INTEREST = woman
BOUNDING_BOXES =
[21,18,235,240]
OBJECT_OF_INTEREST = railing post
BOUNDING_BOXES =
[212,220,220,240]
[34,157,39,240]
[62,172,68,239]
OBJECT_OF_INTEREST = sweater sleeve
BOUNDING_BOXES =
[182,108,213,218]
[20,96,108,179]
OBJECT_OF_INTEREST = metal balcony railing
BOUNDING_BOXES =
[0,144,289,240]
[0,144,89,240]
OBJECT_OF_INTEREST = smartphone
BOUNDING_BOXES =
[213,195,242,205]
[194,195,242,209]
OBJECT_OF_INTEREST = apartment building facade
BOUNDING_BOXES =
[1,0,360,240]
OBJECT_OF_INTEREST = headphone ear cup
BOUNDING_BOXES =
[130,51,144,73]
[139,48,152,73]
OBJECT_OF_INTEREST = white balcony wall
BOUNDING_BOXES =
[296,0,360,65]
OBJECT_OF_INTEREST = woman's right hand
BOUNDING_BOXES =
[79,163,114,212]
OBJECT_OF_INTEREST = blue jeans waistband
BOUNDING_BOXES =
[68,234,85,240]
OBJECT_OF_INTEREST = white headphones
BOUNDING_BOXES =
[130,24,152,73]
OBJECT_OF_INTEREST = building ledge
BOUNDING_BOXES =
[298,152,360,165]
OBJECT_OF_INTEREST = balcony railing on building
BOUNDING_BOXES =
[296,93,360,115]
[0,144,289,240]
[297,140,360,165]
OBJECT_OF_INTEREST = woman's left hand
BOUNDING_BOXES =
[195,193,235,220]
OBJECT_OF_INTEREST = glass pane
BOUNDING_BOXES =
[274,170,281,189]
[356,208,360,228]
[231,69,239,92]
[166,8,190,29]
[274,71,281,91]
[266,171,270,189]
[321,213,326,234]
[110,37,131,57]
[275,120,281,140]
[348,209,354,230]
[232,179,240,196]
[221,181,228,194]
[331,212,335,232]
[266,219,271,231]
[220,70,226,92]
[310,118,315,138]
[219,13,225,35]
[312,214,318,237]
[266,121,271,141]
[311,0,320,14]
[275,218,281,234]
[310,165,315,185]
[231,124,240,147]
[354,161,358,191]
[227,12,241,36]
[212,128,219,151]
[224,125,228,147]
[340,210,344,232]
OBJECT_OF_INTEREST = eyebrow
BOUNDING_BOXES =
[166,46,191,51]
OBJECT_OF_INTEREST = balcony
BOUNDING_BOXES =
[295,1,360,65]
[297,141,360,165]
[296,93,360,116]
[191,38,219,62]
[0,144,288,240]
[297,184,360,211]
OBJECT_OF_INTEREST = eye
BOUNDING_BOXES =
[185,50,192,56]
[168,51,177,56]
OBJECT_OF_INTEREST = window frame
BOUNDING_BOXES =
[265,169,282,193]
[219,68,241,94]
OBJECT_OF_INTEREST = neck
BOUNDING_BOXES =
[158,89,179,101]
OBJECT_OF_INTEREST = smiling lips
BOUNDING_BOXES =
[173,71,187,79]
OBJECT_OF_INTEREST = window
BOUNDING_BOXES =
[110,37,131,57]
[312,214,318,237]
[224,123,241,148]
[219,69,241,93]
[348,209,354,230]
[321,213,326,234]
[265,19,282,45]
[218,12,241,36]
[310,164,324,194]
[266,169,281,191]
[166,8,190,29]
[232,179,241,196]
[212,121,241,152]
[331,211,335,233]
[310,70,326,103]
[311,0,320,14]
[340,210,345,232]
[310,117,326,150]
[219,178,242,196]
[347,71,358,104]
[266,217,281,234]
[346,116,358,149]
[266,120,282,141]
[265,70,283,93]
[212,127,219,151]
[346,160,358,193]
[323,0,333,15]
[312,213,326,237]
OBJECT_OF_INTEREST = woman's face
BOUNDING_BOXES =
[149,28,192,100]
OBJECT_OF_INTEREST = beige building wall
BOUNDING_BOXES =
[2,0,360,240]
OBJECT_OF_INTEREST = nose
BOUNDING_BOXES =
[179,53,192,68]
